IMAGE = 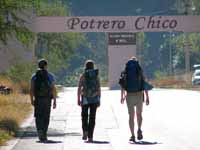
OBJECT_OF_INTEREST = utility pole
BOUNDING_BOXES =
[169,32,173,75]
[163,32,174,75]
[183,0,193,80]
[136,33,142,64]
[185,31,190,79]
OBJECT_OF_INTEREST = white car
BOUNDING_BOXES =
[193,64,200,70]
[192,70,200,85]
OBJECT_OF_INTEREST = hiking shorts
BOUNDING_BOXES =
[126,91,143,114]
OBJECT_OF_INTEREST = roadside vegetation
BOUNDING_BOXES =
[0,76,31,146]
[150,71,200,90]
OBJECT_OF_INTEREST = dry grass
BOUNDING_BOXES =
[0,75,19,92]
[150,72,200,91]
[151,78,189,88]
[0,76,32,146]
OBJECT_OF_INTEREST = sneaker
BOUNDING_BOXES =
[129,136,135,142]
[82,131,88,140]
[137,129,143,140]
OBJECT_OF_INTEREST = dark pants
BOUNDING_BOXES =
[81,103,98,139]
[34,97,51,140]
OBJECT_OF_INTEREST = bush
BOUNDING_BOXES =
[0,93,31,146]
[0,119,19,136]
[154,70,168,80]
[0,129,11,145]
[6,62,36,93]
[0,75,17,92]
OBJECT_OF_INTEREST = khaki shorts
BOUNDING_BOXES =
[126,91,143,114]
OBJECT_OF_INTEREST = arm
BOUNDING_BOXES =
[121,88,126,104]
[97,77,101,97]
[97,77,101,107]
[52,82,57,109]
[144,90,149,105]
[77,75,83,106]
[30,80,35,106]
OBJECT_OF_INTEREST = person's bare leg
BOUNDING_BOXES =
[129,110,135,139]
[136,111,142,129]
[136,103,143,140]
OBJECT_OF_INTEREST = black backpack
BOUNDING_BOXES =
[34,69,51,97]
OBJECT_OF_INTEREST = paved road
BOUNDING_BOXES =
[4,88,200,150]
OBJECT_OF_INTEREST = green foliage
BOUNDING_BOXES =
[6,62,35,83]
[65,68,82,86]
[0,0,35,46]
[154,70,168,80]
[169,33,200,70]
[63,33,108,86]
[0,119,19,136]
[35,1,85,83]
[87,33,108,85]
[37,32,84,73]
[0,129,11,145]
[191,0,200,15]
[36,1,70,16]
[6,61,36,93]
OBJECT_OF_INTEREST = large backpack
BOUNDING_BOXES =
[34,69,51,97]
[125,60,143,92]
[83,69,99,97]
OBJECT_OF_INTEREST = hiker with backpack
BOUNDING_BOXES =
[30,59,57,142]
[77,60,101,142]
[120,56,149,142]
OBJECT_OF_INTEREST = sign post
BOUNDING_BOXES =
[108,33,136,89]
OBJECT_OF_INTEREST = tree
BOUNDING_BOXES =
[0,0,36,46]
[192,0,200,14]
[172,33,200,70]
[170,0,200,72]
[36,32,84,73]
[35,1,85,83]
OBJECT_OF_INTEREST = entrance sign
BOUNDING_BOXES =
[108,33,136,89]
[33,16,200,33]
[108,32,136,45]
[32,15,200,89]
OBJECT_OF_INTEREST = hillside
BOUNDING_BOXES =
[67,0,175,16]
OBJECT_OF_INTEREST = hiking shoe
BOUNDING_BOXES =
[82,131,88,140]
[137,129,143,140]
[88,138,93,143]
[129,136,135,142]
[38,130,44,141]
[40,137,48,143]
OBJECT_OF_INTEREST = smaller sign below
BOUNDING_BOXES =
[108,32,136,45]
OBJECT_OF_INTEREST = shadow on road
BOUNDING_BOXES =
[130,140,161,145]
[65,132,82,137]
[36,140,63,144]
[85,140,110,144]
[17,127,68,139]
